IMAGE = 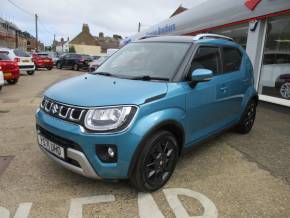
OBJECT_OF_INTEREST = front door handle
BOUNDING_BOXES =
[220,86,228,92]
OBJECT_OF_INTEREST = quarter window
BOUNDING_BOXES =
[222,47,242,73]
[190,46,220,75]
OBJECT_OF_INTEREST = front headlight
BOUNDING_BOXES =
[84,106,138,132]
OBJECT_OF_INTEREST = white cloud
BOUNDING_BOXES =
[2,0,204,45]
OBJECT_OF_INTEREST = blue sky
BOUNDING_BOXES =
[2,0,205,46]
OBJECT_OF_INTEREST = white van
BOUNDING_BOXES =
[0,48,35,75]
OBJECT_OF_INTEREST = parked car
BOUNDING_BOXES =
[0,66,4,91]
[35,35,258,192]
[37,52,59,65]
[32,53,54,70]
[56,53,91,71]
[260,51,290,91]
[275,74,290,99]
[0,48,35,75]
[0,53,20,84]
[89,56,108,72]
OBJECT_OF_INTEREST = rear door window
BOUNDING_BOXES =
[222,47,243,73]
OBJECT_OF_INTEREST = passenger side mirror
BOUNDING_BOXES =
[191,69,213,83]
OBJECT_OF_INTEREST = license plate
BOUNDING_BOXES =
[22,60,29,63]
[4,73,12,77]
[38,135,65,159]
[44,60,50,62]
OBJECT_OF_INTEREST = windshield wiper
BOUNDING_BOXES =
[131,75,169,81]
[89,72,113,77]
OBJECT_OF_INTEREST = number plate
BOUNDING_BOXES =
[38,134,65,159]
[4,73,12,77]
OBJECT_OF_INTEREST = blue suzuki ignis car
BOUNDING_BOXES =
[36,34,258,192]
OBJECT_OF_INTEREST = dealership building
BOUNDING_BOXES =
[128,0,290,107]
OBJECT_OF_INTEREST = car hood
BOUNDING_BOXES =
[44,74,168,107]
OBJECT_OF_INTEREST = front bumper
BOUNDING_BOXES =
[39,144,100,179]
[35,109,143,179]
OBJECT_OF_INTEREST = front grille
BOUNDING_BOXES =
[37,125,81,167]
[40,97,87,125]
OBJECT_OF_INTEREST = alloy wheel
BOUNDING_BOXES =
[143,137,177,188]
[244,102,256,130]
[280,83,290,99]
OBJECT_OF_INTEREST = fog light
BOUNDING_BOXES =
[96,144,118,163]
[108,147,115,158]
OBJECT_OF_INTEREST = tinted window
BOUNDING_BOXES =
[13,50,30,57]
[190,46,220,74]
[0,54,10,60]
[222,47,242,73]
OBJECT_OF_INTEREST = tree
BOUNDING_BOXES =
[69,45,76,53]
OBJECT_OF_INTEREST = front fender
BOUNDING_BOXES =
[127,107,186,177]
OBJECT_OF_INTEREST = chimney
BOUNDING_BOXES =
[82,24,90,33]
[99,32,104,38]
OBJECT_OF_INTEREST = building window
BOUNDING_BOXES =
[209,23,249,49]
[258,14,290,100]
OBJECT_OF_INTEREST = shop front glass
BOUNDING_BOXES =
[258,14,290,101]
[209,23,249,49]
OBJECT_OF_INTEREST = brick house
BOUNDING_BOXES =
[69,24,121,55]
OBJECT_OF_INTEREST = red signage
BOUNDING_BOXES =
[245,0,262,11]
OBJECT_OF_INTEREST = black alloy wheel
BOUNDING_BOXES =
[7,79,18,85]
[131,130,178,192]
[56,62,62,69]
[27,70,35,75]
[236,99,257,134]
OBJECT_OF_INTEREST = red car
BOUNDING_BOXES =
[0,53,20,84]
[32,53,53,70]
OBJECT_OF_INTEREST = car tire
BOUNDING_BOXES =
[235,99,257,134]
[7,79,18,85]
[27,70,35,75]
[130,130,179,192]
[279,83,290,99]
[56,62,62,69]
[0,86,2,91]
[47,67,53,70]
[73,64,79,71]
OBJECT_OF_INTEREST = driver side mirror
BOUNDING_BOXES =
[191,69,213,83]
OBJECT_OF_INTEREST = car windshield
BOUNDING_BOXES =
[96,42,191,80]
[14,50,30,57]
